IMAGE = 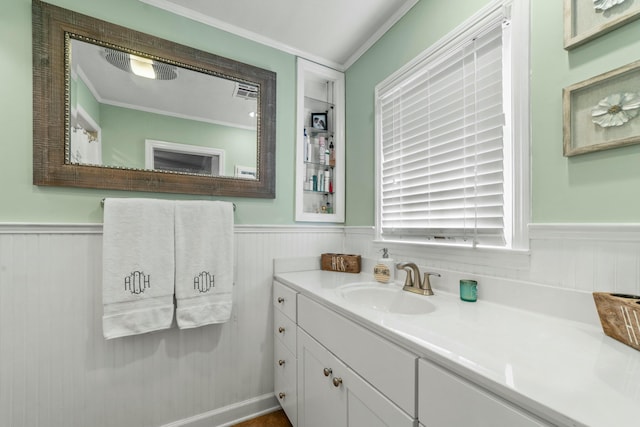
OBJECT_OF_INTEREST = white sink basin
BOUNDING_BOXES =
[338,283,436,315]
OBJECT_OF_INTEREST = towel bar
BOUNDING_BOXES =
[100,198,236,211]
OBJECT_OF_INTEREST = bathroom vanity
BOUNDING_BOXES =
[273,262,640,427]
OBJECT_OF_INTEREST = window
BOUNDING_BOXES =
[375,0,529,250]
[145,139,224,176]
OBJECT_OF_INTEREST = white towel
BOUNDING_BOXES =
[102,198,175,339]
[174,201,234,328]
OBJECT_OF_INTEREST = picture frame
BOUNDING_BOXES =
[564,0,640,50]
[563,59,640,157]
[311,112,328,131]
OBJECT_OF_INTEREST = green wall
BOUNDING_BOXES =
[100,105,256,172]
[0,0,294,224]
[4,0,640,225]
[345,0,640,225]
[73,75,101,125]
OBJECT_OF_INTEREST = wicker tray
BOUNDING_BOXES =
[593,292,640,352]
[320,253,361,273]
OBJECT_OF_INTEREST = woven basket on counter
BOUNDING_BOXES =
[593,292,640,352]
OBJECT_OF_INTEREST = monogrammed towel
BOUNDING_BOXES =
[102,198,175,339]
[174,201,234,328]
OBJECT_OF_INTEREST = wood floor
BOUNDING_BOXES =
[231,410,293,427]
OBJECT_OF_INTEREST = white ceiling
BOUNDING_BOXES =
[139,0,420,70]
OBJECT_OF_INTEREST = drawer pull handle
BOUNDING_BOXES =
[278,327,285,333]
[278,359,286,366]
[332,377,343,387]
[277,297,285,303]
[278,392,286,399]
[323,368,332,377]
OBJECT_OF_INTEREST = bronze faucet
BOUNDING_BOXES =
[395,262,440,296]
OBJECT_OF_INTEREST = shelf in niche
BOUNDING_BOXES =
[307,128,332,136]
[304,190,334,195]
[304,161,335,168]
[304,95,335,108]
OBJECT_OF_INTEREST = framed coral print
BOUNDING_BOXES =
[564,0,640,49]
[563,60,640,156]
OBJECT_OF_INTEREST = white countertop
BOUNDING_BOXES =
[274,269,640,427]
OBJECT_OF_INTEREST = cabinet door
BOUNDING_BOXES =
[419,359,549,427]
[298,328,346,427]
[298,295,417,416]
[298,329,415,427]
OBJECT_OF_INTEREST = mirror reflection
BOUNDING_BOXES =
[68,37,258,179]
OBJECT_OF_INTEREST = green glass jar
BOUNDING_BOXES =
[460,279,478,302]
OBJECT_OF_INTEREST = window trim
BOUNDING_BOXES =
[144,139,225,176]
[374,0,530,251]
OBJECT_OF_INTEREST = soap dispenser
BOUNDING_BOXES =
[374,248,395,283]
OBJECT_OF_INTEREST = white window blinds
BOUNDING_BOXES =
[377,15,510,247]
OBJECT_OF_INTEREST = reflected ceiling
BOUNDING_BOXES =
[72,39,258,130]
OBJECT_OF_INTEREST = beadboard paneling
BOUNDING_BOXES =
[344,224,640,296]
[4,222,639,427]
[0,225,343,427]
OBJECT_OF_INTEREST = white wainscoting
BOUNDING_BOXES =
[3,222,639,427]
[0,224,344,427]
[345,224,640,307]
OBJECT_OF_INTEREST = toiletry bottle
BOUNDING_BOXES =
[324,168,330,193]
[318,136,325,164]
[373,248,395,283]
[304,128,309,162]
[329,137,335,166]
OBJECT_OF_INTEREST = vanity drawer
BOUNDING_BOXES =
[297,295,417,416]
[274,338,297,426]
[273,281,297,322]
[274,307,297,355]
[419,359,549,427]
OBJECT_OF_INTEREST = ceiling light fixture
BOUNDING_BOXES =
[129,54,156,79]
[102,48,178,80]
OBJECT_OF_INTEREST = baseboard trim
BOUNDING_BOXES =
[158,393,279,427]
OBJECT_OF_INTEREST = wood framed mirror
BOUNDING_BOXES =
[32,0,276,198]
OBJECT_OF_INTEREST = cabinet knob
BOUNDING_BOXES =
[277,297,285,303]
[332,377,343,387]
[278,359,286,366]
[323,368,332,377]
[278,392,286,399]
[278,327,285,333]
